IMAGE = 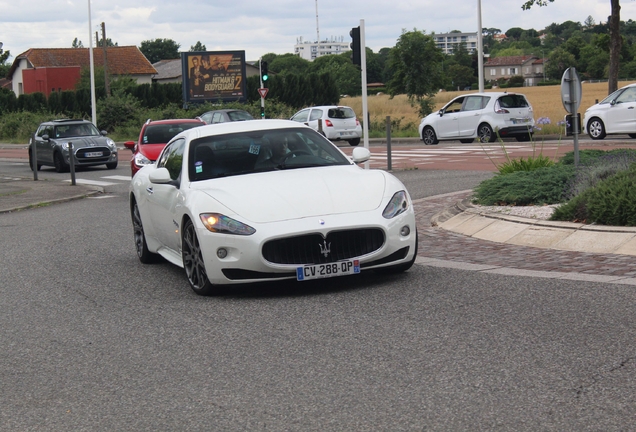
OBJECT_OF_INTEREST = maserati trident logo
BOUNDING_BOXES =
[319,240,331,258]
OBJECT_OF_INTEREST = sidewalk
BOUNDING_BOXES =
[430,193,636,256]
[0,175,101,213]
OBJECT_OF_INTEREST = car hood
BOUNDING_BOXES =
[138,143,167,162]
[192,166,388,223]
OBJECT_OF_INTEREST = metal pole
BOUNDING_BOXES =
[87,0,97,126]
[68,142,76,186]
[31,136,38,181]
[259,59,265,119]
[477,0,484,92]
[360,19,369,170]
[569,67,580,167]
[386,116,392,171]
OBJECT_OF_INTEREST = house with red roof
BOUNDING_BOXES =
[7,46,157,97]
[484,55,547,87]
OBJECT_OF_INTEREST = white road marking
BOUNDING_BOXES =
[66,179,117,186]
[102,175,132,181]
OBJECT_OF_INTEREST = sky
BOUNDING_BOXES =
[1,0,632,64]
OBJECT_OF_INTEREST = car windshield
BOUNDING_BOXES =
[227,111,254,121]
[188,127,352,181]
[496,95,529,108]
[143,123,202,144]
[327,107,355,119]
[54,123,100,138]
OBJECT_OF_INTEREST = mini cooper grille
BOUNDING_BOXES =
[75,147,112,162]
[262,229,385,265]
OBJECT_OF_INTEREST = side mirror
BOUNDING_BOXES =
[610,100,617,106]
[100,130,108,136]
[351,147,371,164]
[439,110,444,117]
[42,134,50,141]
[124,141,136,151]
[149,167,173,184]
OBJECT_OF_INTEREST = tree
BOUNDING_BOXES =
[97,38,118,47]
[72,38,84,48]
[0,43,10,79]
[386,29,444,116]
[545,47,577,79]
[268,53,311,76]
[139,38,180,64]
[522,0,621,94]
[310,54,360,96]
[190,41,206,52]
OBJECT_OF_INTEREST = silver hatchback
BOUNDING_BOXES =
[290,105,362,146]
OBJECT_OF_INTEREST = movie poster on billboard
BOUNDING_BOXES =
[181,51,247,103]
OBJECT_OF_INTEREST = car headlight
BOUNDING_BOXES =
[382,191,409,219]
[106,138,117,150]
[199,213,256,235]
[133,152,152,167]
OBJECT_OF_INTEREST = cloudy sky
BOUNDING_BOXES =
[0,0,630,63]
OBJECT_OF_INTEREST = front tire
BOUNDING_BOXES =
[106,161,118,169]
[587,118,606,140]
[422,127,439,145]
[131,200,159,264]
[182,219,220,296]
[478,123,495,143]
[53,151,69,173]
[347,138,360,146]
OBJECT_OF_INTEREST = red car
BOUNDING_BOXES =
[124,119,205,176]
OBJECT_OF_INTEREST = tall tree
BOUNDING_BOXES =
[386,29,444,115]
[190,41,206,52]
[522,0,621,94]
[0,43,10,78]
[72,38,84,48]
[139,38,180,63]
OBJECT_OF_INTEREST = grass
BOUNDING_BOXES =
[342,80,636,137]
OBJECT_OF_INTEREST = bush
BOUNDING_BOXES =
[551,164,636,226]
[563,149,636,199]
[473,164,575,206]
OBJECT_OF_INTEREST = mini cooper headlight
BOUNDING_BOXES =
[106,138,117,150]
[200,213,256,235]
[382,191,409,219]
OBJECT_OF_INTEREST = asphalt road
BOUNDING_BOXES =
[1,152,636,430]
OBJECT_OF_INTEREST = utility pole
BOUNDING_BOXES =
[101,22,110,97]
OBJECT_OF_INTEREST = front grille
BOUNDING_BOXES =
[263,228,385,265]
[75,146,112,163]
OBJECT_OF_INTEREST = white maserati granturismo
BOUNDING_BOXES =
[129,120,418,295]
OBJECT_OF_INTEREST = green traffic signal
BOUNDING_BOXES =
[261,60,269,81]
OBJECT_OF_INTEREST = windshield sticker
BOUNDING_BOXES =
[249,143,260,155]
[195,161,203,173]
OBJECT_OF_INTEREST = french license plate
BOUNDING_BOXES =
[296,259,360,281]
[85,151,103,157]
[512,118,529,125]
[339,132,353,137]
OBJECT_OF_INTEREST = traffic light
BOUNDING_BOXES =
[350,26,361,66]
[261,60,269,82]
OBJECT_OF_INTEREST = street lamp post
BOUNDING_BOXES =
[477,0,484,92]
[87,0,97,126]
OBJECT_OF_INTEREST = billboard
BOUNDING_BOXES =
[181,51,247,104]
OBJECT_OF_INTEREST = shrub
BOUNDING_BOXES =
[563,149,636,199]
[551,164,636,226]
[473,164,575,206]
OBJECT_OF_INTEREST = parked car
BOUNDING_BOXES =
[290,105,362,146]
[196,109,254,125]
[583,83,636,140]
[129,120,417,295]
[418,92,535,144]
[29,119,118,172]
[124,119,205,176]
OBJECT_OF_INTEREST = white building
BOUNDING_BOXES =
[434,32,478,55]
[294,36,350,61]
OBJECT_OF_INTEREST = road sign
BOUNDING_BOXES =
[258,88,269,99]
[561,67,582,114]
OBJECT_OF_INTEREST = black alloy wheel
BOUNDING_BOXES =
[182,219,219,296]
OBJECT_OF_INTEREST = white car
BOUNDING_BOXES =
[583,83,636,140]
[129,120,418,295]
[290,105,362,146]
[418,92,535,144]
